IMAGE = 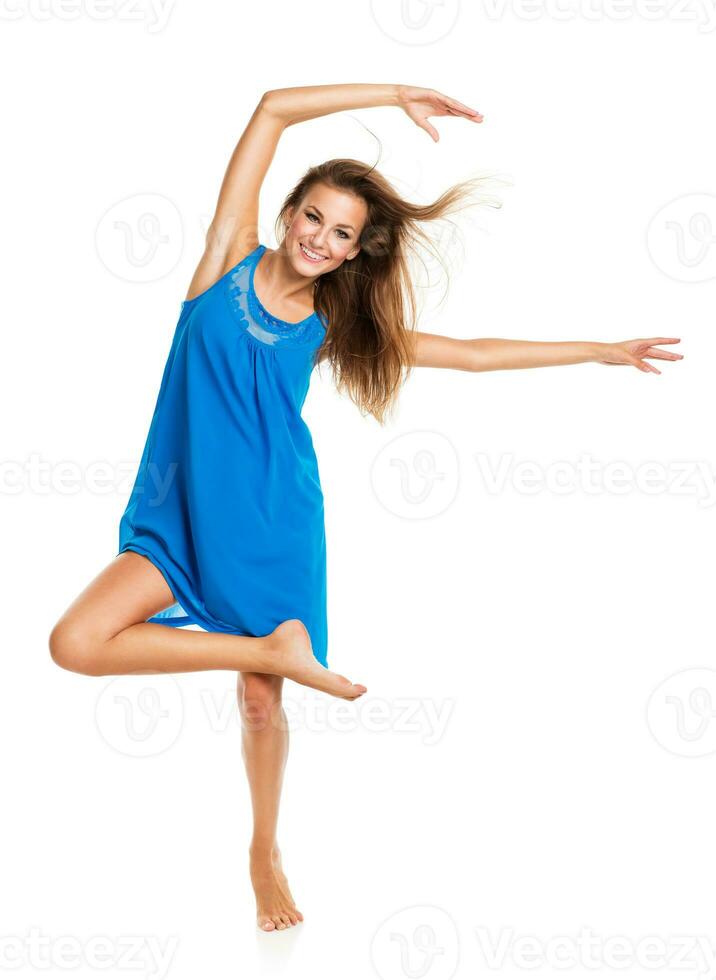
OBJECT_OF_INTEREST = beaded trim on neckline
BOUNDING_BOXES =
[224,247,327,351]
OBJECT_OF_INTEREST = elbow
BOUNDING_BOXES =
[259,90,283,122]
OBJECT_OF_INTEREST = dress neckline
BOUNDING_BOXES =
[249,245,320,329]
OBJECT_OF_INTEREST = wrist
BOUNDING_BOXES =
[589,341,607,363]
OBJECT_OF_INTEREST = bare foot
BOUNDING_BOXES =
[250,845,303,932]
[261,620,367,700]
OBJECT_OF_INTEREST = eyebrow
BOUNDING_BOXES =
[305,204,355,232]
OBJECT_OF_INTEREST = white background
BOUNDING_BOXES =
[2,0,715,976]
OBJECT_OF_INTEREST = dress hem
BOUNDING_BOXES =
[115,542,329,667]
[117,543,248,635]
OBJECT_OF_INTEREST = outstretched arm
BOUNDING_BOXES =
[410,332,683,375]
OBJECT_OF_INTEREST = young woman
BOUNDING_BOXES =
[48,83,682,932]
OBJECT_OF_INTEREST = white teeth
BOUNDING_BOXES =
[300,243,325,261]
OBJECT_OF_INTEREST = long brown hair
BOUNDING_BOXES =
[275,158,502,425]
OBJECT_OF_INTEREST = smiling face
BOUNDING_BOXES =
[284,183,368,277]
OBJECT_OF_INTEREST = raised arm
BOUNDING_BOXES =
[410,332,683,375]
[185,83,483,301]
[183,94,283,302]
[185,85,399,302]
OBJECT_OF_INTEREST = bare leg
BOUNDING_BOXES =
[237,671,302,931]
[49,551,367,700]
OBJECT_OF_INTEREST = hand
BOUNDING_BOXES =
[396,85,483,142]
[597,338,683,374]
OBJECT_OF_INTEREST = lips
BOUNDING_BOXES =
[299,242,327,263]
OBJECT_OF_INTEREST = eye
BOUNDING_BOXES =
[306,210,349,239]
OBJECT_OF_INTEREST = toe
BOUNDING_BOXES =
[344,684,367,700]
[332,673,367,699]
[260,918,275,931]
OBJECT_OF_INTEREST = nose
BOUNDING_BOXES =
[306,236,328,254]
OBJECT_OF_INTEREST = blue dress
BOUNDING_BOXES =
[116,243,330,667]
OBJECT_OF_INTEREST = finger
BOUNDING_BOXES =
[643,337,681,345]
[442,101,484,122]
[628,356,648,372]
[421,121,439,142]
[635,358,661,374]
[441,95,483,118]
[642,347,684,360]
[433,91,480,117]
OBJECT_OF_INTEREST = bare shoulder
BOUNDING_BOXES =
[183,237,260,303]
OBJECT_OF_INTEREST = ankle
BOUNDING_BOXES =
[250,634,275,674]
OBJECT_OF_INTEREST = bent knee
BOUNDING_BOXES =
[48,621,105,676]
[238,673,283,725]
